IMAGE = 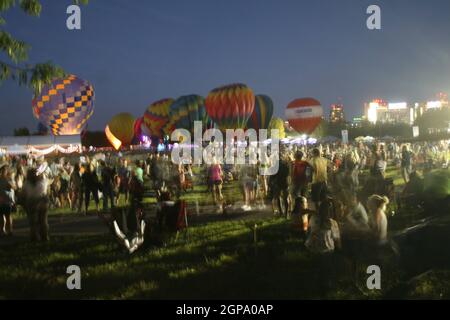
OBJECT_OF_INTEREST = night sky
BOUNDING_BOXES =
[1,0,450,135]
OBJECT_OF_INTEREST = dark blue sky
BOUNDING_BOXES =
[1,0,450,135]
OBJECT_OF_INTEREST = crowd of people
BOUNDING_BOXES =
[0,139,448,252]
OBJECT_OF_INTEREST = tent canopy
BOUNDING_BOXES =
[0,135,81,155]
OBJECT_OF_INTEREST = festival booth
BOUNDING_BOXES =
[0,135,82,156]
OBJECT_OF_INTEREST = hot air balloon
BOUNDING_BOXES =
[285,98,323,134]
[32,74,95,135]
[205,83,255,131]
[247,95,274,131]
[105,113,135,150]
[169,95,214,134]
[143,98,173,138]
[268,117,286,139]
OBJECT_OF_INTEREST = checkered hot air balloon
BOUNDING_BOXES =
[247,94,274,131]
[169,95,214,134]
[32,75,95,135]
[205,83,255,131]
[143,98,174,138]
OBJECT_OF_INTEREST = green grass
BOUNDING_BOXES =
[0,218,396,299]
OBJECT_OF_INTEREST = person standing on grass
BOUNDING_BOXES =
[23,168,50,241]
[269,153,290,217]
[240,160,257,211]
[291,151,310,198]
[100,161,115,212]
[82,163,100,214]
[58,167,71,209]
[117,159,131,205]
[308,148,330,211]
[208,157,224,209]
[401,145,413,184]
[70,163,83,213]
[0,164,15,237]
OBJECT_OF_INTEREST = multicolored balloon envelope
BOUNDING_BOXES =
[105,113,135,150]
[247,95,274,131]
[205,83,255,131]
[32,75,95,135]
[169,95,214,134]
[143,98,174,138]
[286,98,323,134]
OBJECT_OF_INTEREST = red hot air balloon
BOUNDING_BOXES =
[205,83,255,131]
[285,98,323,134]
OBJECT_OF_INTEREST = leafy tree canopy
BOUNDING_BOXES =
[0,0,88,95]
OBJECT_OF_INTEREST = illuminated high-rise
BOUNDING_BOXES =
[329,103,345,123]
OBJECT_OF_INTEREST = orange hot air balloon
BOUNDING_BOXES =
[205,83,255,131]
[285,98,323,134]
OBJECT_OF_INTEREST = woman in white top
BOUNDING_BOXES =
[23,168,50,241]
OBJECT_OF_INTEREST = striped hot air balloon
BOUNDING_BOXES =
[205,83,255,131]
[247,95,274,131]
[143,98,173,138]
[285,98,323,134]
[169,95,214,134]
[31,75,95,135]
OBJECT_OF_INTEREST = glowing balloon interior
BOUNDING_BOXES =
[32,75,95,135]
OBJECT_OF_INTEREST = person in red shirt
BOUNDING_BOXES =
[291,151,311,199]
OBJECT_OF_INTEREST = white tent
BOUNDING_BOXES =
[0,135,82,155]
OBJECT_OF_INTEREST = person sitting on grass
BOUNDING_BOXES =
[291,196,315,237]
[305,198,341,254]
[342,193,370,237]
[367,194,390,246]
[400,171,424,209]
[305,198,342,295]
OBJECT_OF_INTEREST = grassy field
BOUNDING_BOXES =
[0,166,448,299]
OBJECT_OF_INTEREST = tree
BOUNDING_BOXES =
[34,122,48,135]
[13,127,30,136]
[0,0,88,95]
[415,108,450,135]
